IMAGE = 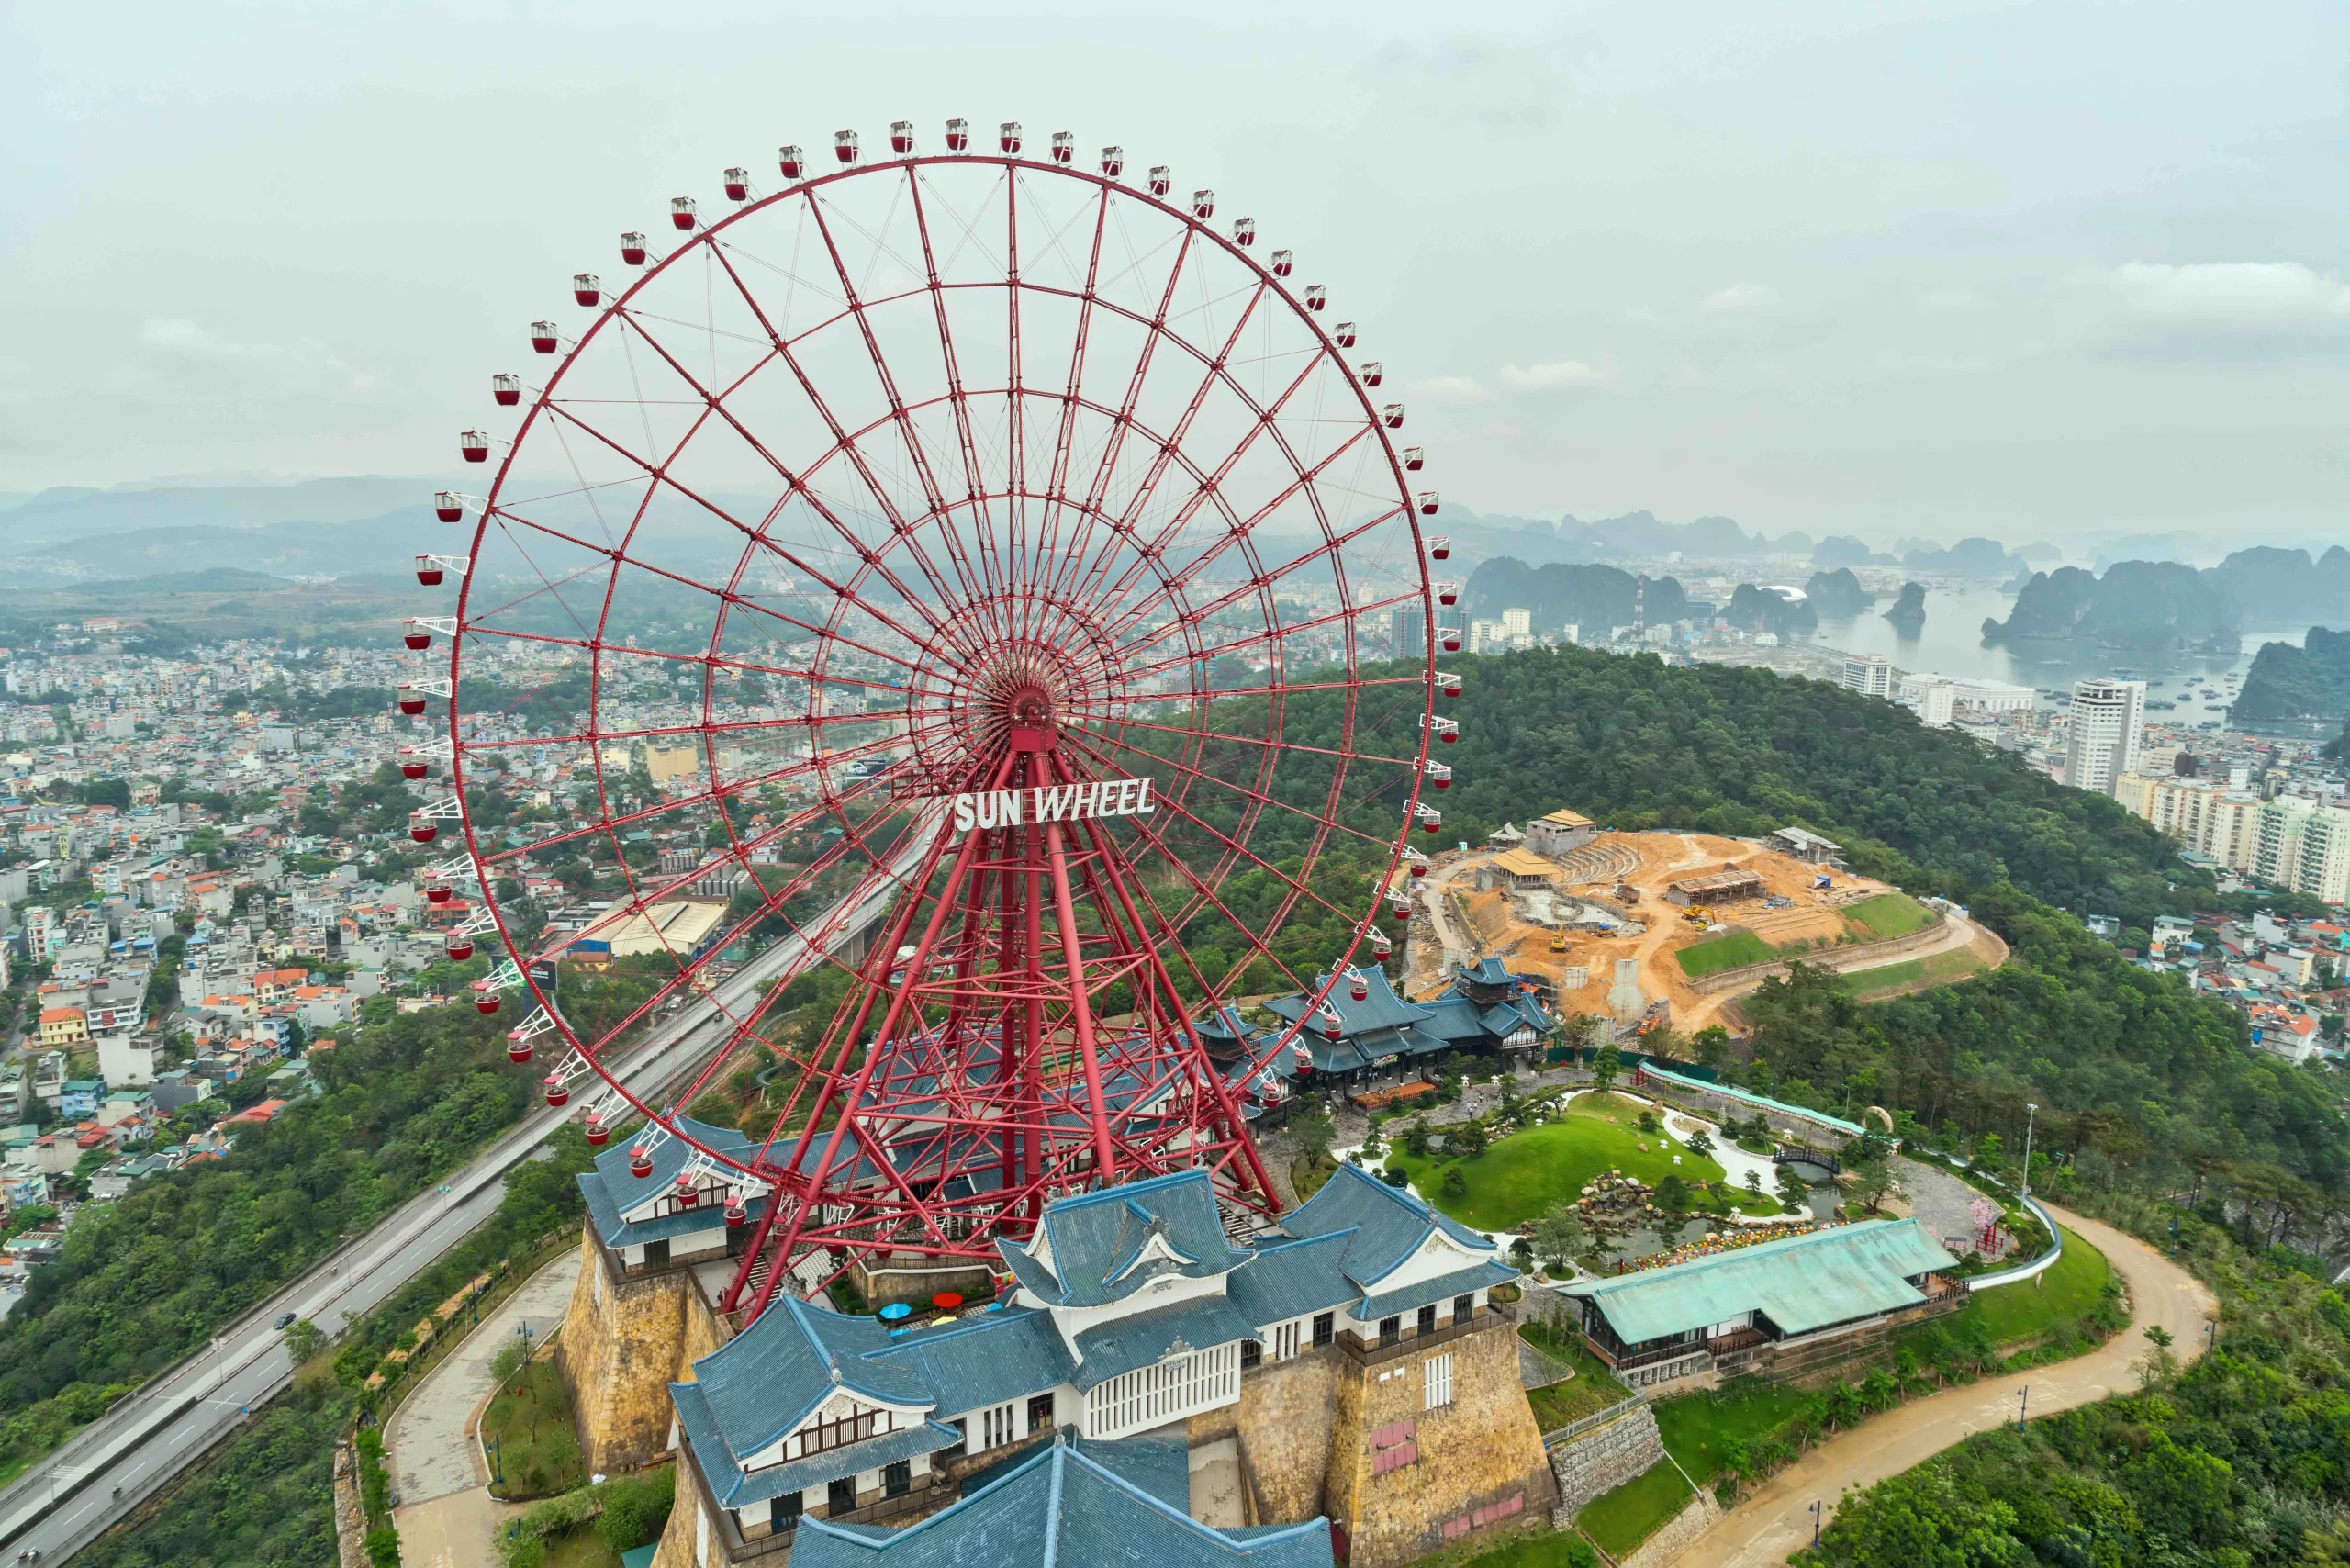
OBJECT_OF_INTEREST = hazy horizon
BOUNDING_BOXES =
[6,1,2345,547]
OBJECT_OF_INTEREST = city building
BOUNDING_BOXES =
[1839,655,1893,700]
[2252,796,2350,906]
[1500,608,1531,640]
[1521,807,1597,857]
[2062,678,2147,797]
[1906,678,1956,728]
[1387,607,1426,663]
[1764,826,1843,865]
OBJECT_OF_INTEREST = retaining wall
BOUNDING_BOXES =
[1548,1402,1663,1523]
[1620,1490,1720,1568]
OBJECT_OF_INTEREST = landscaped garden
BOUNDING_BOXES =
[1518,1317,1632,1431]
[482,1355,588,1499]
[1955,1226,2113,1345]
[1383,1092,1782,1230]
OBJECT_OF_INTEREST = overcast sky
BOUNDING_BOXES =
[4,1,2344,545]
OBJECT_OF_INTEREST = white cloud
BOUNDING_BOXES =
[1497,360,1604,390]
[1700,283,1781,314]
[140,319,296,360]
[1410,375,1491,400]
[2106,262,2350,322]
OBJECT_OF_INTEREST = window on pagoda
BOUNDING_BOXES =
[798,1402,891,1457]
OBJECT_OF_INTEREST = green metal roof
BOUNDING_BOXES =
[1562,1220,1956,1344]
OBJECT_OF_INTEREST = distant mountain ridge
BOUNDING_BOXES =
[2233,629,2350,722]
[1461,559,1689,633]
[1982,561,2239,652]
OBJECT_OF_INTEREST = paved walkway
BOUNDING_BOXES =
[1675,1204,2216,1567]
[386,1249,581,1568]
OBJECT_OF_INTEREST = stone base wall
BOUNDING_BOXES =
[1548,1405,1663,1522]
[1325,1319,1557,1568]
[647,1459,698,1568]
[1230,1350,1340,1525]
[558,1235,730,1476]
[1620,1490,1719,1568]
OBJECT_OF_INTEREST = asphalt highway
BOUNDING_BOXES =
[0,868,905,1565]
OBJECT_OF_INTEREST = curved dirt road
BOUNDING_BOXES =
[1676,1204,2216,1568]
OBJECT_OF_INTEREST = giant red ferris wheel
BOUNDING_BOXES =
[406,119,1463,1318]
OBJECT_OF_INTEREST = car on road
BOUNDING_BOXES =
[274,1312,297,1329]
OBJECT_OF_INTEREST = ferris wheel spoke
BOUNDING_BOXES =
[457,701,959,756]
[1091,436,1397,651]
[1117,673,1428,702]
[479,727,918,868]
[1114,586,1419,681]
[450,614,940,686]
[584,304,975,661]
[1051,265,1270,615]
[460,515,631,644]
[1020,185,1114,647]
[1073,724,1400,860]
[1077,348,1339,631]
[904,167,1015,633]
[704,223,1001,652]
[1057,212,1197,569]
[1055,725,1387,913]
[1073,710,1418,772]
[605,292,994,658]
[536,398,970,665]
[1047,734,1315,996]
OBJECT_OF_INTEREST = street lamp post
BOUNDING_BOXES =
[2020,1103,2038,1202]
[1810,1500,1822,1547]
[2018,1383,2030,1431]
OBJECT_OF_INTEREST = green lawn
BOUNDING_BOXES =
[1654,1379,1812,1482]
[1575,1459,1693,1557]
[1385,1094,1776,1230]
[1841,892,1935,941]
[1441,1531,1599,1568]
[542,1525,624,1568]
[482,1358,588,1499]
[1966,1226,2111,1345]
[1833,947,1989,997]
[1675,930,1774,977]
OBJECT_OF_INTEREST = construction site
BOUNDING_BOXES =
[1404,821,2006,1036]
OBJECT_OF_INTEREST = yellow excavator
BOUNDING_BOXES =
[1681,903,1717,927]
[1550,924,1572,953]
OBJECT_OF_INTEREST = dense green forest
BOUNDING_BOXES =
[1115,642,2205,999]
[1797,1199,2350,1568]
[1130,645,2340,1196]
[0,1002,532,1472]
[1393,645,2201,929]
[73,1128,597,1568]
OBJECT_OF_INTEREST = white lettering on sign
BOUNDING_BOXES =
[946,778,1158,833]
